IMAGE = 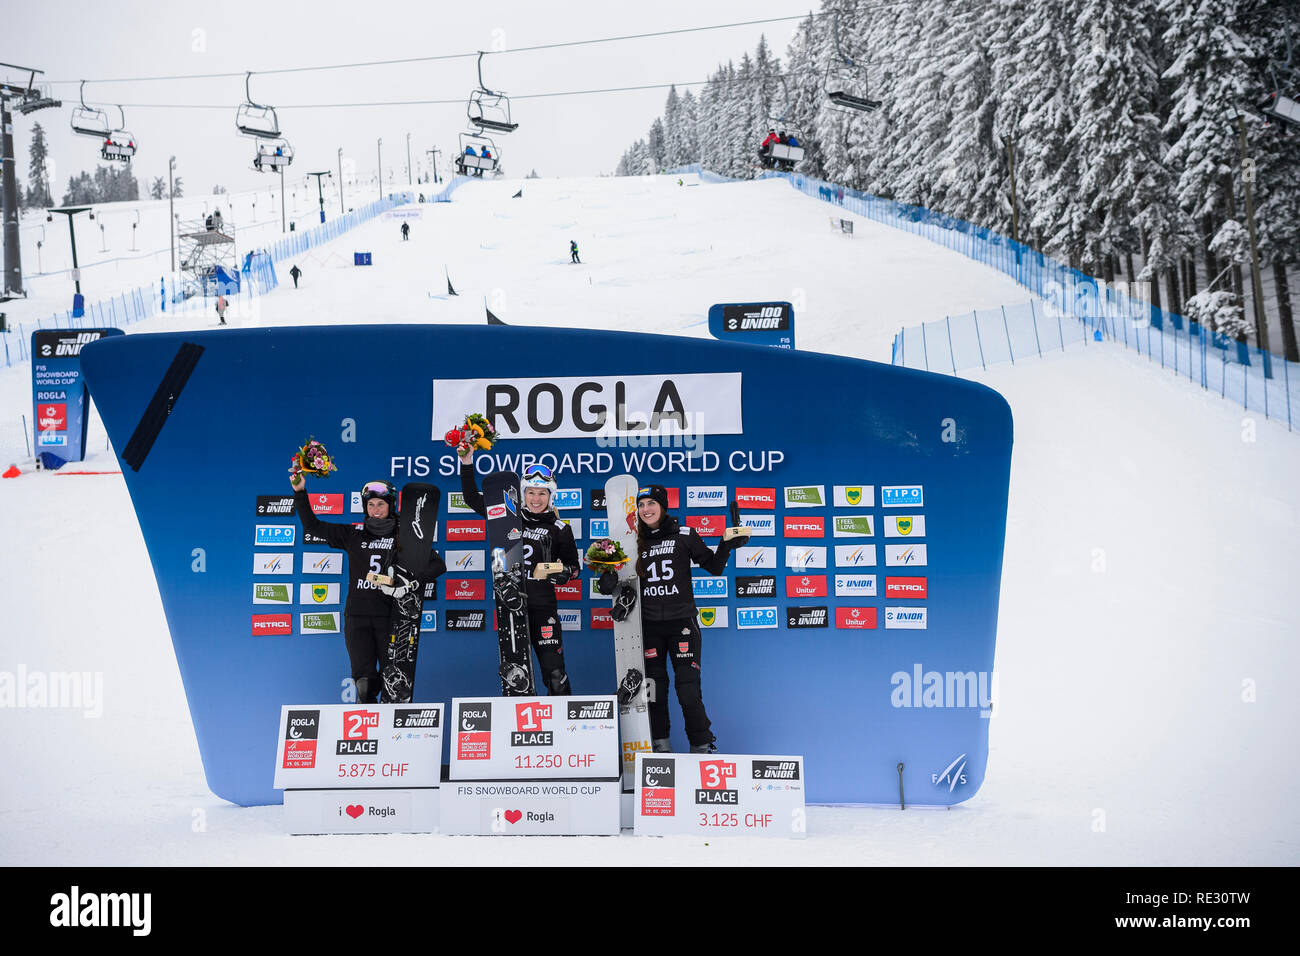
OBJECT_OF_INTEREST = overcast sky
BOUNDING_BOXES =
[7,0,806,198]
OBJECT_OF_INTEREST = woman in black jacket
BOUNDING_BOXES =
[633,484,748,753]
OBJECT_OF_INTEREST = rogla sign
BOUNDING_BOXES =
[433,374,743,440]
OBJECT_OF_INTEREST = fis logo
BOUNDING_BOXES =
[302,552,343,574]
[447,550,486,572]
[885,544,928,567]
[737,546,776,569]
[932,754,968,792]
[833,485,874,507]
[784,546,827,569]
[255,525,296,547]
[834,545,877,567]
[881,485,924,508]
[253,553,294,575]
[736,607,778,629]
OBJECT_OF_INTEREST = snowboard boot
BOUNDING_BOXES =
[493,572,525,614]
[355,675,380,704]
[689,738,718,755]
[652,738,672,753]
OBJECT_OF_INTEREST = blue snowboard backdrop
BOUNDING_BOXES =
[82,324,1012,807]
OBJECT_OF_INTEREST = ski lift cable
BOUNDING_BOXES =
[46,12,833,86]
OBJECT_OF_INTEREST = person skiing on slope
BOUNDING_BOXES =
[570,240,580,264]
[459,448,580,695]
[289,264,302,288]
[401,221,410,241]
[630,484,747,753]
[290,470,446,703]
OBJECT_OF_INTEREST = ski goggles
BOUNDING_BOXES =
[522,464,554,481]
[362,481,393,496]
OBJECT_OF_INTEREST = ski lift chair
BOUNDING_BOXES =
[467,52,519,133]
[457,132,498,177]
[254,139,294,172]
[70,81,110,138]
[101,131,136,162]
[236,72,282,138]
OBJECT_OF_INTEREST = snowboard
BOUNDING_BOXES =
[604,474,652,789]
[368,482,440,703]
[483,470,535,696]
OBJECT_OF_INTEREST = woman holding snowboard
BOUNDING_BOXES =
[459,447,581,695]
[631,484,748,753]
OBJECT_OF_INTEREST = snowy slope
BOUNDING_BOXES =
[1,174,1297,865]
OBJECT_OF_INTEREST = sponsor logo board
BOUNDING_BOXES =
[881,485,924,508]
[836,607,878,630]
[253,614,293,636]
[885,544,928,567]
[736,606,779,629]
[254,553,294,575]
[884,606,928,629]
[884,515,926,537]
[302,552,343,575]
[835,574,878,596]
[833,485,874,507]
[299,583,341,605]
[253,583,292,604]
[783,485,825,508]
[255,525,296,547]
[834,545,877,567]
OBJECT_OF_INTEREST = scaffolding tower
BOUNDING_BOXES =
[178,215,238,295]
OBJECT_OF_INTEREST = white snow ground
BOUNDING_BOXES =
[1,174,1297,866]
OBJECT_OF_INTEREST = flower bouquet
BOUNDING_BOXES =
[292,438,337,478]
[585,538,629,571]
[443,412,498,455]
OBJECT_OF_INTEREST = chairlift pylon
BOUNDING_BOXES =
[236,71,282,139]
[467,51,519,134]
[825,9,882,114]
[70,80,110,138]
[455,130,498,177]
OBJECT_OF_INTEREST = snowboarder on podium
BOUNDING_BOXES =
[290,469,446,704]
[632,484,748,753]
[459,446,581,695]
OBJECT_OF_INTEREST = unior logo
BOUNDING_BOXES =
[736,575,776,598]
[567,700,614,720]
[752,759,801,780]
[394,708,441,728]
[787,606,828,628]
[884,606,928,629]
[446,610,486,630]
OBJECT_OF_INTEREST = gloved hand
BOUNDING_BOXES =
[597,570,619,595]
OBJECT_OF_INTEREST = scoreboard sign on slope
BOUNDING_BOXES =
[81,324,1012,808]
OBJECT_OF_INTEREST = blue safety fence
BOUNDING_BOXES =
[667,165,1298,432]
[0,188,450,370]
